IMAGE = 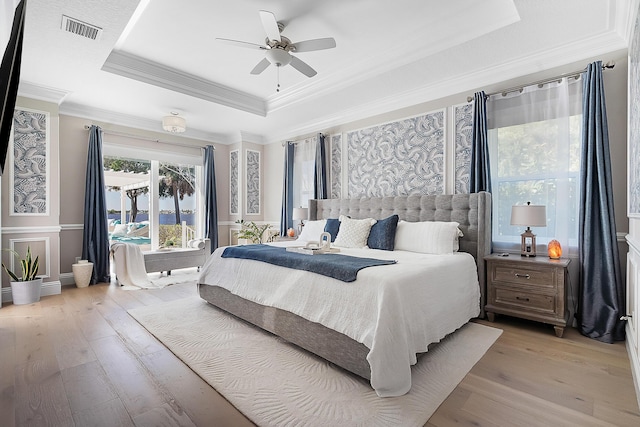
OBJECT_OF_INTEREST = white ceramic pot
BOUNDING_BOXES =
[72,262,94,288]
[10,277,43,305]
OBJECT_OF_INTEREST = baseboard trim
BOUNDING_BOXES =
[59,272,76,287]
[1,280,61,304]
[626,324,640,411]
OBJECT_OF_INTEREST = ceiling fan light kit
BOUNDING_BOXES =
[216,10,336,90]
[266,48,291,67]
[162,113,186,133]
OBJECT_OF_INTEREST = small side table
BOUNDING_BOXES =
[485,253,570,337]
[72,261,93,288]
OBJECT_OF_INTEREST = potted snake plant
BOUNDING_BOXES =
[2,246,42,305]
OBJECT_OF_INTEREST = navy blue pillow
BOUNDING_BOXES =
[367,215,399,251]
[324,218,341,242]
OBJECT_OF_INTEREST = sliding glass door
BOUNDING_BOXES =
[102,143,203,251]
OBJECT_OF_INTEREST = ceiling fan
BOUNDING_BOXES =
[216,10,336,80]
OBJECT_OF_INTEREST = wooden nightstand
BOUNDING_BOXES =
[485,253,570,337]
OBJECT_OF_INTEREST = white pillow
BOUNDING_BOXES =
[333,215,377,248]
[394,221,463,254]
[297,219,327,242]
[111,223,128,237]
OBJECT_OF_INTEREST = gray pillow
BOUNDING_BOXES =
[367,215,399,251]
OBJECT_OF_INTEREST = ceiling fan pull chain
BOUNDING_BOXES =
[277,66,281,92]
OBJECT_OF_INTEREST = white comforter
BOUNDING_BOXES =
[199,241,480,397]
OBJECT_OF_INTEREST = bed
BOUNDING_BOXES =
[198,192,491,397]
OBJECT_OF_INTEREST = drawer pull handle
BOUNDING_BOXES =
[515,273,531,279]
[516,296,530,302]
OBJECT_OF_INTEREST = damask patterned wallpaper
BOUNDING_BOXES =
[246,149,260,214]
[346,111,445,198]
[454,103,473,194]
[229,150,239,215]
[629,8,640,216]
[330,134,342,199]
[11,108,48,215]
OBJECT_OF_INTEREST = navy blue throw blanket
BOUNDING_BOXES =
[222,244,397,282]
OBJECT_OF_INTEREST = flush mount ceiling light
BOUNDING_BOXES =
[162,112,186,133]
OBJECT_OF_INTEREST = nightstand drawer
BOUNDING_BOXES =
[493,265,556,288]
[494,287,556,312]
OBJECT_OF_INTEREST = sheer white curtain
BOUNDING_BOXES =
[293,136,317,209]
[487,77,583,254]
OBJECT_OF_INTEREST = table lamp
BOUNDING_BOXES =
[292,207,308,236]
[510,202,547,257]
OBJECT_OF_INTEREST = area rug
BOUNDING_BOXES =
[119,267,200,290]
[128,297,502,427]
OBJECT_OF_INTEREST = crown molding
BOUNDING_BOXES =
[618,0,640,43]
[265,31,628,142]
[17,81,69,104]
[265,0,521,114]
[102,50,267,117]
[59,102,229,143]
[238,131,264,145]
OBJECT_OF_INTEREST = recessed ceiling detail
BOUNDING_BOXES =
[101,50,267,116]
[17,0,633,144]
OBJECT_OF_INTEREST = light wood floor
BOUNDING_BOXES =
[0,279,638,427]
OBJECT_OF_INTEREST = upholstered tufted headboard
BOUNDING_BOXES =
[308,192,492,317]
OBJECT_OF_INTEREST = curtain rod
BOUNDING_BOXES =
[466,60,615,103]
[83,125,214,150]
[281,132,325,146]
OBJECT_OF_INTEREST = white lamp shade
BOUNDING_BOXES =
[510,204,547,227]
[292,207,308,221]
[162,115,186,133]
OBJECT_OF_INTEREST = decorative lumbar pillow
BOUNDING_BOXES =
[394,220,463,254]
[297,219,327,242]
[111,223,128,237]
[367,214,399,251]
[334,215,377,248]
[324,218,341,242]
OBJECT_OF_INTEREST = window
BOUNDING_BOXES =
[103,143,202,250]
[487,77,582,252]
[293,136,317,209]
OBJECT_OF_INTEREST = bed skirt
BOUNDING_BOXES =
[198,283,372,380]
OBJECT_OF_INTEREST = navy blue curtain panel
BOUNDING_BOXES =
[203,145,218,253]
[82,125,110,284]
[578,61,625,343]
[314,133,328,199]
[0,0,26,175]
[280,142,295,236]
[470,91,491,193]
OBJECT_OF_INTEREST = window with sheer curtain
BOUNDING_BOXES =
[292,136,317,209]
[487,77,583,253]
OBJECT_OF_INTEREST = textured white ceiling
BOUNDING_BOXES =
[17,0,634,144]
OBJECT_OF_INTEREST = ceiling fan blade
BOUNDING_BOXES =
[250,58,271,75]
[259,10,281,42]
[216,38,267,50]
[292,37,336,52]
[290,56,317,77]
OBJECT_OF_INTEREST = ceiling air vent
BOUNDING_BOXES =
[61,15,102,41]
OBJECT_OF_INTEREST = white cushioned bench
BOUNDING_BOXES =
[143,239,211,274]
